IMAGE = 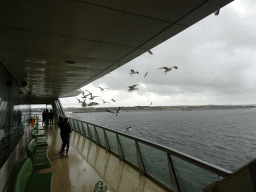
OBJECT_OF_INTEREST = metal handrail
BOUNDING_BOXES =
[68,117,232,177]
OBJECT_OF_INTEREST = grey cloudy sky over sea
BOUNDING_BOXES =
[60,0,256,108]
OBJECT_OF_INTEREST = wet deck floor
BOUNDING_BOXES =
[34,124,167,192]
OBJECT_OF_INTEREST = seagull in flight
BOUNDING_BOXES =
[99,87,108,92]
[124,126,133,133]
[158,66,178,75]
[146,120,151,124]
[144,72,148,78]
[106,107,121,117]
[87,102,99,106]
[102,99,110,104]
[111,99,116,102]
[81,91,91,99]
[89,95,100,100]
[150,102,152,106]
[76,98,86,108]
[130,69,139,76]
[214,9,220,16]
[128,84,139,92]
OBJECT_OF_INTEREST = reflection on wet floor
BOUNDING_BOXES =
[34,124,167,192]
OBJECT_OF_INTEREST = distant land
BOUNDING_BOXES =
[62,105,256,113]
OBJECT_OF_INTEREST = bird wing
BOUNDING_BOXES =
[148,50,153,55]
[158,67,168,70]
[131,69,134,73]
[214,9,220,16]
[129,84,138,88]
[116,107,121,113]
[84,89,91,94]
[144,72,148,78]
[173,66,178,69]
[106,109,114,113]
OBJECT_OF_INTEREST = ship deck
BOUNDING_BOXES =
[34,123,167,192]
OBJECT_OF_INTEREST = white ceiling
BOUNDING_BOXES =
[0,0,233,104]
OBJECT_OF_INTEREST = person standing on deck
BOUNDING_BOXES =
[60,117,71,157]
[58,116,64,154]
[42,110,46,125]
[45,109,49,125]
[49,110,54,124]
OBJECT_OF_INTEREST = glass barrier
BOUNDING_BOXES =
[67,117,231,192]
[88,124,96,141]
[104,130,118,154]
[171,155,219,192]
[95,126,105,147]
[76,120,83,135]
[69,119,76,131]
[118,135,138,167]
[138,142,172,188]
[82,122,89,137]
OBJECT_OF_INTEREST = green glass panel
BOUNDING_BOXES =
[118,135,137,166]
[105,130,118,154]
[74,120,80,132]
[88,124,96,141]
[171,155,218,192]
[95,126,105,146]
[76,121,82,134]
[69,119,76,131]
[82,122,89,137]
[138,142,171,188]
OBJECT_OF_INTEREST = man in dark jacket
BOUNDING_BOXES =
[60,117,71,157]
[58,116,64,154]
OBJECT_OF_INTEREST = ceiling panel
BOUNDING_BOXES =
[0,0,233,103]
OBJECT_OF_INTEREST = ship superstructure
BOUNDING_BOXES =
[2,1,256,192]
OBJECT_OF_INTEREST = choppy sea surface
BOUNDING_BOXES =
[66,108,256,172]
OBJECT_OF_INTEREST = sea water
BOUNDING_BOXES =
[66,108,256,172]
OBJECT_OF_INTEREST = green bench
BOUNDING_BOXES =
[27,139,51,170]
[32,130,48,147]
[13,158,53,192]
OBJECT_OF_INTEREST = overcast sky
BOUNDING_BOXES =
[60,0,256,108]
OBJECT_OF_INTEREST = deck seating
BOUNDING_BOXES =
[12,158,53,192]
[27,139,51,170]
[32,129,46,137]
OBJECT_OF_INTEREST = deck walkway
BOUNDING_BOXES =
[34,123,167,192]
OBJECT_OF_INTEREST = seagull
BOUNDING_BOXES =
[129,69,139,76]
[144,72,148,78]
[84,89,92,94]
[128,84,139,92]
[99,87,108,92]
[214,9,220,16]
[158,66,178,75]
[106,107,121,117]
[150,102,152,106]
[76,98,86,108]
[146,120,151,124]
[102,99,110,104]
[81,102,87,108]
[111,99,116,102]
[87,102,99,106]
[89,95,100,100]
[124,126,133,133]
[148,50,153,55]
[76,98,82,103]
[81,91,91,99]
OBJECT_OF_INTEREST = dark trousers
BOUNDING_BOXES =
[61,137,70,153]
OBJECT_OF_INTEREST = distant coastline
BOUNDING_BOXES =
[63,105,256,113]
